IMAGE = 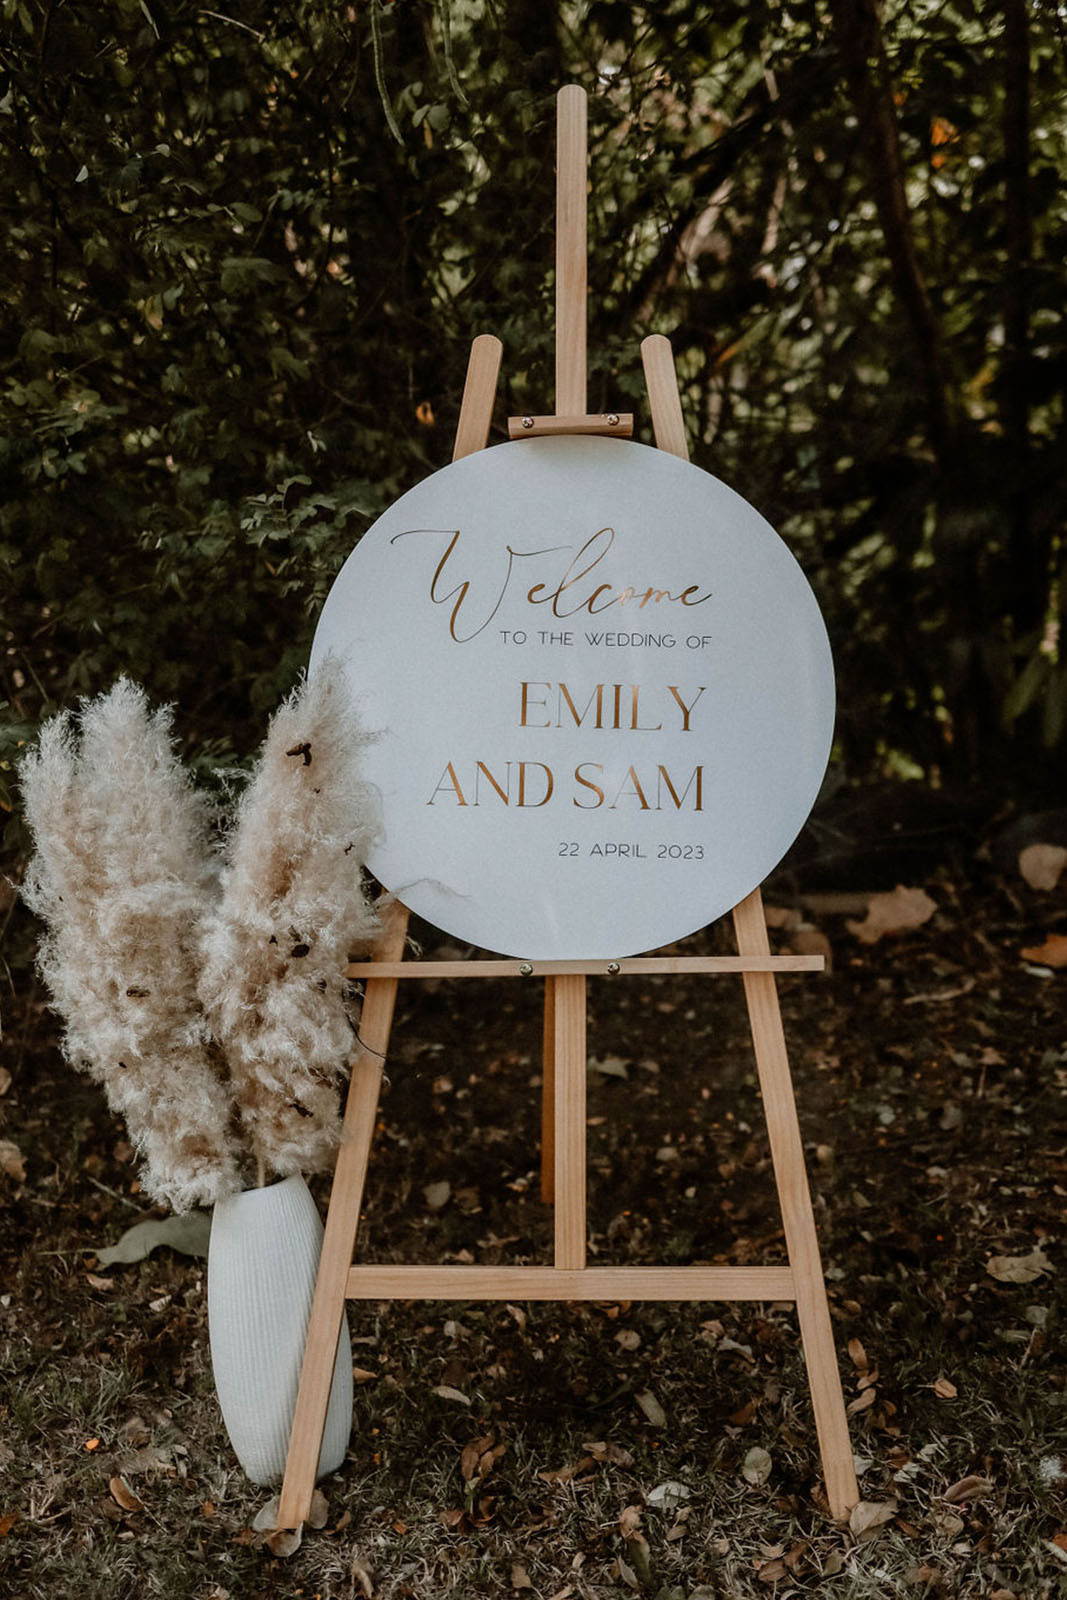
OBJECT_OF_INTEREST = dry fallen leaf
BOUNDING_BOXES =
[619,1504,643,1538]
[791,925,834,967]
[108,1475,143,1513]
[0,1141,26,1181]
[95,1211,211,1266]
[848,1337,869,1372]
[1019,843,1067,891]
[986,1246,1053,1284]
[119,1415,150,1448]
[433,1385,470,1405]
[266,1526,302,1558]
[589,1054,630,1080]
[616,1556,639,1591]
[847,1387,877,1415]
[1019,933,1067,969]
[307,1488,329,1530]
[847,886,937,944]
[423,1180,451,1210]
[460,1434,505,1483]
[932,1376,958,1399]
[117,1444,172,1476]
[849,1500,897,1539]
[252,1491,310,1555]
[349,1550,374,1598]
[647,1480,691,1511]
[624,1534,652,1588]
[783,1540,808,1571]
[943,1474,994,1504]
[252,1497,280,1532]
[742,1447,772,1486]
[538,1456,596,1484]
[635,1390,667,1427]
[758,1559,788,1583]
[583,1439,633,1467]
[511,1564,534,1591]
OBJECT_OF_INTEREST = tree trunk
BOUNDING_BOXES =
[827,0,951,462]
[1001,0,1035,629]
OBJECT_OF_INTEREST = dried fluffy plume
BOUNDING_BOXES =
[20,681,244,1211]
[198,658,379,1180]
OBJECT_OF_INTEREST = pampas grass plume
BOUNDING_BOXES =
[198,659,379,1180]
[20,681,244,1211]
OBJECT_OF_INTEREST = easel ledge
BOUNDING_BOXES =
[347,954,825,978]
[275,84,859,1532]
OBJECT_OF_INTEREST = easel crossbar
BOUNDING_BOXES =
[345,1265,796,1301]
[506,412,634,438]
[346,955,825,979]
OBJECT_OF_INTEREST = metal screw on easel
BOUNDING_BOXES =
[521,416,535,429]
[606,961,621,975]
[518,961,534,976]
[606,414,620,427]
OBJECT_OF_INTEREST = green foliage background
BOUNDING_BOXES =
[2,0,1066,874]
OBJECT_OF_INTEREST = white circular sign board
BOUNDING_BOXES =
[311,436,834,958]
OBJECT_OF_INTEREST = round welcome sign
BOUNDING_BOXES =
[310,436,834,959]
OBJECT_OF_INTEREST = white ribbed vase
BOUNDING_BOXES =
[207,1174,352,1487]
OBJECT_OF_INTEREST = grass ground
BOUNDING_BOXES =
[1,863,1065,1599]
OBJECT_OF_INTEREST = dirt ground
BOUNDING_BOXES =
[1,857,1065,1599]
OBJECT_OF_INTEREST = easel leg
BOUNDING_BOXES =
[553,973,587,1269]
[275,901,408,1529]
[276,334,502,1531]
[541,977,557,1203]
[733,888,858,1520]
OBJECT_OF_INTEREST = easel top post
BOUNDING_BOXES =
[556,84,587,416]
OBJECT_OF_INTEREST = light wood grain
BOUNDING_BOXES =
[275,898,408,1530]
[346,955,825,979]
[506,412,633,439]
[453,333,502,460]
[643,333,857,1523]
[275,332,502,1532]
[556,85,587,414]
[346,1265,796,1301]
[553,973,586,1268]
[541,976,557,1204]
[733,888,858,1519]
[641,334,688,460]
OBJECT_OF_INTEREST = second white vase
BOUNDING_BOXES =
[207,1174,353,1487]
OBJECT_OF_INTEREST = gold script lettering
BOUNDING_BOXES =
[393,526,711,643]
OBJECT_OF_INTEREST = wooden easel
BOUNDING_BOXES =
[276,85,858,1531]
